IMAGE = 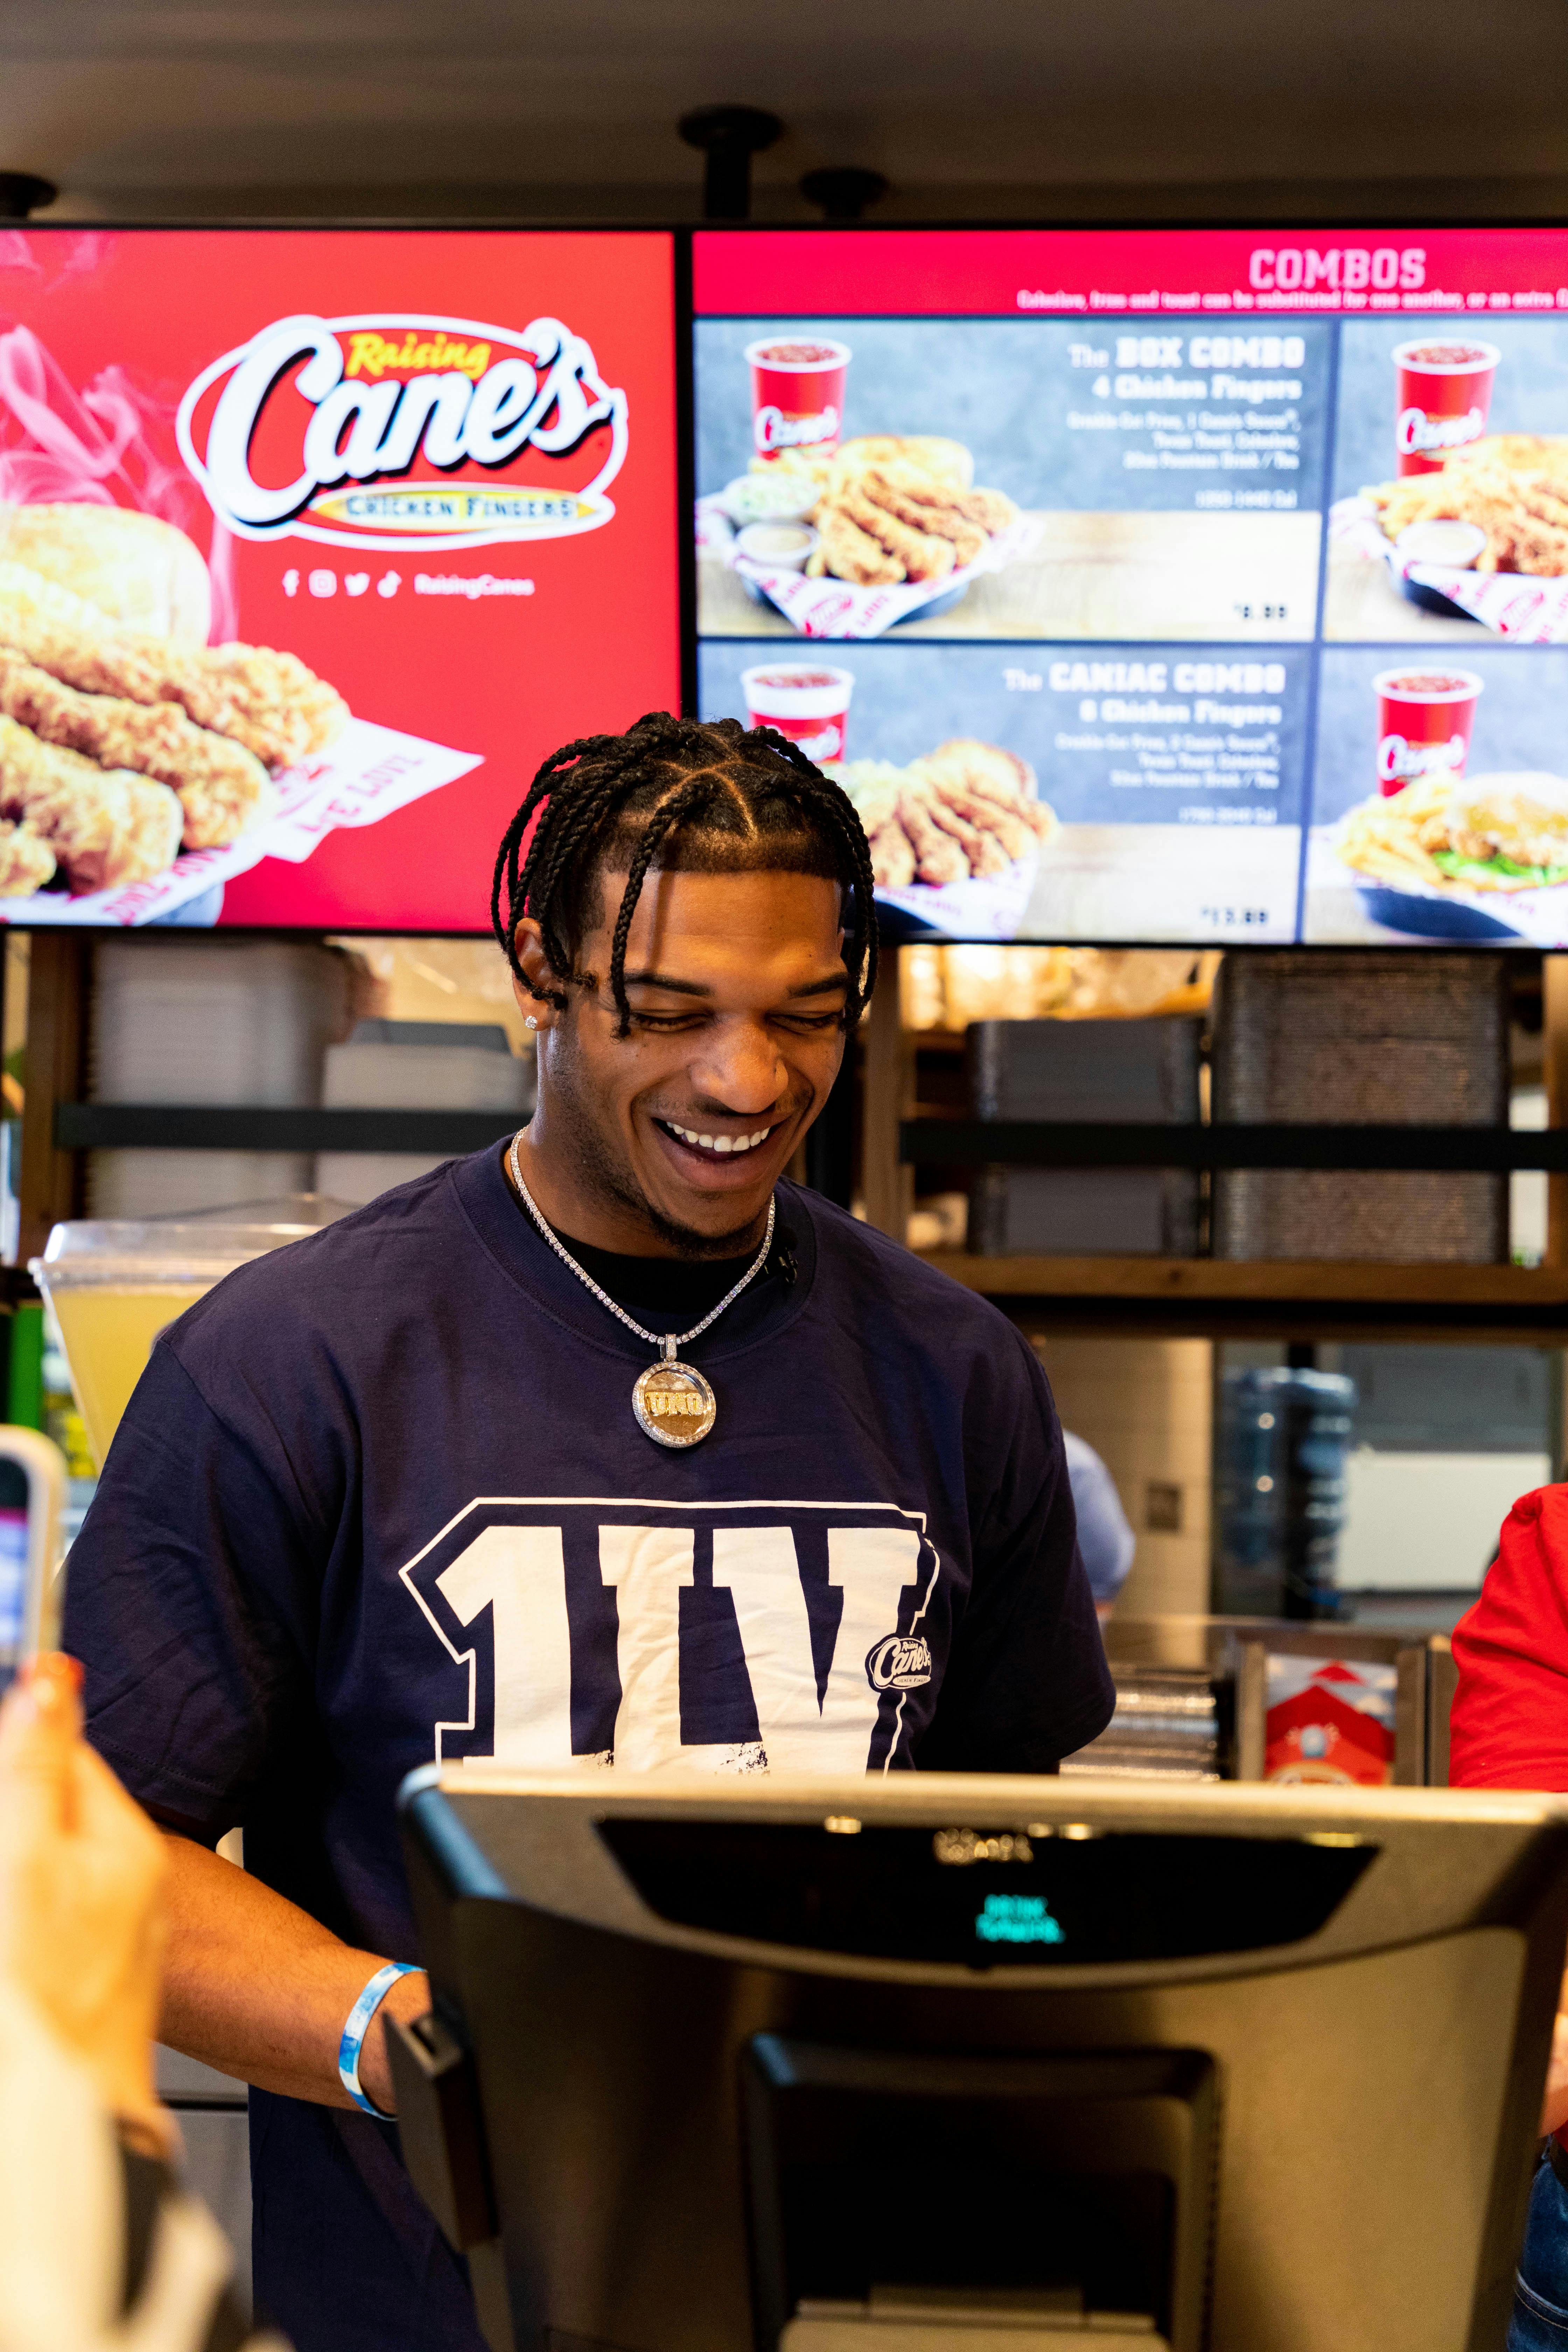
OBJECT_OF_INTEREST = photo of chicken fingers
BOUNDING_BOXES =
[826,760,904,836]
[946,485,1018,534]
[829,737,1057,889]
[860,471,988,567]
[921,774,1033,861]
[921,792,1010,875]
[836,488,956,584]
[919,739,1055,841]
[0,648,277,849]
[962,777,1057,842]
[177,643,349,768]
[812,507,904,586]
[0,715,182,892]
[896,787,968,884]
[0,564,348,769]
[868,819,917,888]
[0,821,55,896]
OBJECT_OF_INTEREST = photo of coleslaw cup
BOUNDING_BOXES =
[1374,667,1484,794]
[745,336,852,467]
[742,663,855,763]
[1393,340,1500,477]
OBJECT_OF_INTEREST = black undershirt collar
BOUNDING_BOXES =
[548,1227,760,1318]
[499,1145,794,1318]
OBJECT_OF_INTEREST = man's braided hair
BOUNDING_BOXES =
[491,710,877,1034]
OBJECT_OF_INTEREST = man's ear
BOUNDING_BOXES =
[511,918,567,1027]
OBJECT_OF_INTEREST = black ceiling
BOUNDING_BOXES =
[1,0,1565,220]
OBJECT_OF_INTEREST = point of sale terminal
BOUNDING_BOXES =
[391,1768,1568,2352]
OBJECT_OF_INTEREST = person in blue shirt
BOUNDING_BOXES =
[62,710,1113,2352]
[1062,1431,1136,1613]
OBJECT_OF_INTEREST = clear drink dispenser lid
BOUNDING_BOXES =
[31,1195,356,1289]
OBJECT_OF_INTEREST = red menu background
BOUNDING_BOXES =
[0,228,681,931]
[694,225,1568,316]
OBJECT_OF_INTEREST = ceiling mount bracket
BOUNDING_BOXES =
[678,107,783,223]
[799,167,888,224]
[0,174,57,222]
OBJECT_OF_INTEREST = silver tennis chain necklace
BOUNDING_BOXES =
[508,1130,775,1448]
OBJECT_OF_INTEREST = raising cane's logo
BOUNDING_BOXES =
[1396,404,1486,460]
[176,311,628,551]
[865,1633,933,1692]
[1378,729,1470,784]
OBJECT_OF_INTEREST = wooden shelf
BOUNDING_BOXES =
[53,1105,519,1155]
[917,1252,1568,1343]
[901,1121,1568,1172]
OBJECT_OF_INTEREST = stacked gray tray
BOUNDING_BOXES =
[966,1016,1202,1256]
[1060,1665,1223,1780]
[1210,951,1510,1264]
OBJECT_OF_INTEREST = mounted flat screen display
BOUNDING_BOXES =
[0,229,680,929]
[694,226,1568,946]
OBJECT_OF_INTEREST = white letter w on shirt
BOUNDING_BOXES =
[712,1523,919,1771]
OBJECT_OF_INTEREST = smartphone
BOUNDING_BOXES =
[0,1427,67,1688]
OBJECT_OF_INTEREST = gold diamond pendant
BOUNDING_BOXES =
[632,1358,717,1448]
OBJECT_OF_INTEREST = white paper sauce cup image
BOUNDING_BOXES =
[734,521,818,572]
[742,664,855,764]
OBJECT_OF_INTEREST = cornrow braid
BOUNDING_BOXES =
[491,710,879,1036]
[603,772,722,1031]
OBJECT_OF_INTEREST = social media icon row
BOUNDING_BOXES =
[282,569,400,598]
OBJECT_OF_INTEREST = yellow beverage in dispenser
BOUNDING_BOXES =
[48,1285,209,1468]
[32,1206,345,1474]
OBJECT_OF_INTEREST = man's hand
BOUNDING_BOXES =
[0,1654,173,2156]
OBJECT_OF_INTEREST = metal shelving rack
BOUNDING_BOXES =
[858,946,1568,1349]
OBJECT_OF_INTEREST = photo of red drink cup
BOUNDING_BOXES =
[745,336,852,467]
[1393,340,1500,477]
[741,663,855,764]
[1373,668,1484,795]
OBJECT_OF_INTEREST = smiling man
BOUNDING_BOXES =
[61,710,1113,2352]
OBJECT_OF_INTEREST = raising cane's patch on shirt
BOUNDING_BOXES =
[62,1147,1110,2352]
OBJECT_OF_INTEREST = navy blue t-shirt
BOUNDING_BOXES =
[62,1147,1112,2352]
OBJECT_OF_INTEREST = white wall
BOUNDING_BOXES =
[1337,1450,1551,1592]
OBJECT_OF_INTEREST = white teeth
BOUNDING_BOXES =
[665,1121,773,1155]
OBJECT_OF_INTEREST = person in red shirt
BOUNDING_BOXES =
[1452,1483,1568,2350]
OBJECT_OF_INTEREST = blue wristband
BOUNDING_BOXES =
[338,1961,420,2118]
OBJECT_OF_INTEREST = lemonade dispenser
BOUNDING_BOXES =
[31,1201,347,1470]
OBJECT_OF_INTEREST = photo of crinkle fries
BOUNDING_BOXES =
[1336,775,1458,886]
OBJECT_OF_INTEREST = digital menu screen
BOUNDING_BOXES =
[0,229,681,929]
[694,227,1568,947]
